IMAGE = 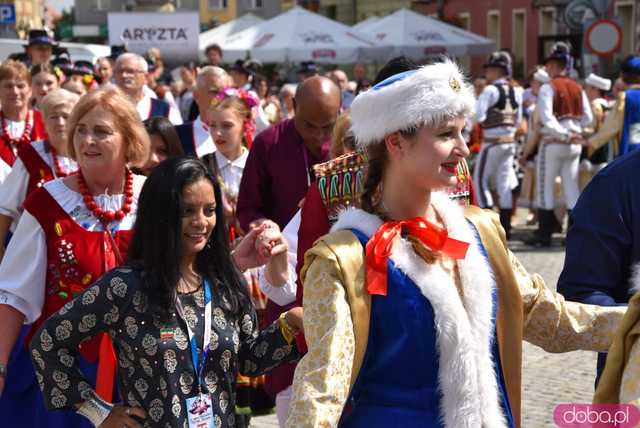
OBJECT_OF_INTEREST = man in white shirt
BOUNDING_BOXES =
[526,42,593,247]
[473,51,523,239]
[175,66,230,158]
[113,53,182,125]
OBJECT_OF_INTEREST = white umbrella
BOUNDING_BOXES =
[362,8,495,59]
[352,16,380,33]
[199,13,264,60]
[222,7,386,64]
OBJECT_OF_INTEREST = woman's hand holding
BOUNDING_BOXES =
[284,307,304,334]
[261,227,290,287]
[99,405,146,428]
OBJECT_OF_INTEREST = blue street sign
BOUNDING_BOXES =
[0,4,16,25]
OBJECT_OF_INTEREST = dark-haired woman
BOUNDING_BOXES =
[30,157,302,428]
[286,60,625,428]
[140,116,184,175]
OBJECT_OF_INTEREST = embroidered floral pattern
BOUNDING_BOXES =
[29,269,299,427]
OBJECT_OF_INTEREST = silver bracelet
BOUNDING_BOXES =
[77,392,114,427]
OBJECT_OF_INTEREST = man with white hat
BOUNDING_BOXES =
[579,73,613,189]
[473,51,522,239]
[585,73,612,128]
[525,42,592,247]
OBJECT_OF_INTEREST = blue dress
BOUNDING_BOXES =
[339,228,515,428]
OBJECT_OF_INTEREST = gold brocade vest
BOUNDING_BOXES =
[300,206,525,427]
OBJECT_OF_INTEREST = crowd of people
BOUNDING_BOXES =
[0,27,638,428]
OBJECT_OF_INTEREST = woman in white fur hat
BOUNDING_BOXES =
[285,59,626,428]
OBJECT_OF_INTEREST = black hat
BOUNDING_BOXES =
[25,29,57,48]
[621,55,640,76]
[544,42,572,67]
[7,52,30,65]
[483,51,512,76]
[230,59,250,75]
[71,60,95,77]
[109,44,128,61]
[297,61,318,76]
[51,52,73,76]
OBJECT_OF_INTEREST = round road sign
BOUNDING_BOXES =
[586,19,622,56]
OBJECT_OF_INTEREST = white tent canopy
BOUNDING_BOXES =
[222,7,386,64]
[199,13,263,60]
[352,16,380,33]
[361,8,495,59]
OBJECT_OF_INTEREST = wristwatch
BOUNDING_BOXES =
[0,362,7,378]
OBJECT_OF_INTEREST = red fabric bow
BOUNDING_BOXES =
[365,218,470,296]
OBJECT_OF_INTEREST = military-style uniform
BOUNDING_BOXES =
[473,52,522,238]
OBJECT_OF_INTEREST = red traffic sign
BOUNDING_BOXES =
[585,19,622,57]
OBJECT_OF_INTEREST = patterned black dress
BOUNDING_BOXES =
[29,267,299,428]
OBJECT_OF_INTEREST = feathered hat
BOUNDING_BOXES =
[349,59,475,148]
[544,41,574,70]
[483,51,513,77]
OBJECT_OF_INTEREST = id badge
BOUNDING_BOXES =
[186,394,214,428]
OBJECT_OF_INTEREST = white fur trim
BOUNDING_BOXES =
[349,59,476,147]
[332,194,506,427]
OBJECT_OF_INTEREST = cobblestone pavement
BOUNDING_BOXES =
[252,211,598,428]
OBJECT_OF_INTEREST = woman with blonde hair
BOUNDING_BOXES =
[0,87,149,428]
[0,89,79,260]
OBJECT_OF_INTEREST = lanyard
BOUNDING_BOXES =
[175,279,213,393]
[302,144,311,187]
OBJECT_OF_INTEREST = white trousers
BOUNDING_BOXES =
[275,385,293,427]
[473,142,516,209]
[535,142,581,210]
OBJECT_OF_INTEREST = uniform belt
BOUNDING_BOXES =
[484,136,515,144]
[541,136,572,145]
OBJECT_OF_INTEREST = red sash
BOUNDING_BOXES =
[17,143,54,196]
[23,188,133,401]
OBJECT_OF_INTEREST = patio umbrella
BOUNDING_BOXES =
[199,13,264,61]
[361,8,495,59]
[222,6,386,64]
[352,16,380,33]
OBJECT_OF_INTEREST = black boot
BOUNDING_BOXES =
[499,209,513,240]
[524,209,553,247]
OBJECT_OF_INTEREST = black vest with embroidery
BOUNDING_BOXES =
[482,83,519,129]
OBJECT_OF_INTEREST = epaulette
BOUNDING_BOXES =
[313,151,368,220]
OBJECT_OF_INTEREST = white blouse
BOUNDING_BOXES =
[215,148,248,199]
[0,141,77,226]
[0,118,27,185]
[256,210,299,307]
[0,175,145,324]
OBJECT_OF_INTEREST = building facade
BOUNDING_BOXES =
[12,0,45,36]
[413,0,638,79]
[235,0,282,20]
[320,0,411,24]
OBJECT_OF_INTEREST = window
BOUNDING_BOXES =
[96,0,111,11]
[615,1,636,57]
[487,11,500,48]
[457,12,471,31]
[512,9,526,78]
[457,13,471,73]
[248,0,263,8]
[208,0,228,9]
[539,7,556,36]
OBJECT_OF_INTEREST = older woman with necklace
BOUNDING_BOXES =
[0,87,149,428]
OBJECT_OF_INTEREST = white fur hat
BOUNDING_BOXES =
[349,59,475,148]
[585,73,612,92]
[533,68,550,84]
